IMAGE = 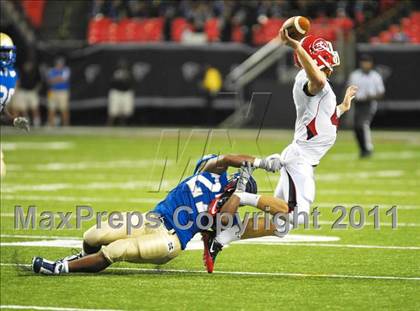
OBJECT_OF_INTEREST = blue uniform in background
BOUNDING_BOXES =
[47,67,70,90]
[0,66,18,112]
[153,155,228,249]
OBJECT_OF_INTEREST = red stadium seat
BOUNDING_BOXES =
[21,0,45,28]
[330,17,354,33]
[131,20,147,42]
[171,18,193,42]
[116,18,133,42]
[401,17,411,33]
[252,18,284,45]
[144,18,164,41]
[411,11,420,21]
[263,18,284,41]
[252,25,265,45]
[88,17,112,44]
[388,24,400,34]
[411,36,420,44]
[205,18,220,42]
[232,25,244,43]
[379,31,392,43]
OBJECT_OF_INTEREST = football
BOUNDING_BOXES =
[282,16,311,41]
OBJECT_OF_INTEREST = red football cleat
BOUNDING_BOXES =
[202,231,223,274]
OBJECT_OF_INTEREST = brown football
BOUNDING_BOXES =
[282,16,311,41]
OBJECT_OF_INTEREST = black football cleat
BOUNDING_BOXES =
[202,231,223,273]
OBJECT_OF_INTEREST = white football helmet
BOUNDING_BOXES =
[0,32,16,67]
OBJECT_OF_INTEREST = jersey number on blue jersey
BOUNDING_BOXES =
[0,84,15,107]
[186,173,221,213]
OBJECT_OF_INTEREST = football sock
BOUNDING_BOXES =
[57,260,69,274]
[216,225,241,246]
[234,192,260,207]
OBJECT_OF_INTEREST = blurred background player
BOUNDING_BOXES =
[47,56,71,127]
[348,54,385,158]
[107,59,134,126]
[0,32,29,177]
[13,59,41,127]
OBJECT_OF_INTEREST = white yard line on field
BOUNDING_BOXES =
[1,181,170,193]
[5,159,172,172]
[316,170,405,181]
[319,189,417,196]
[0,194,159,204]
[241,242,420,250]
[0,305,121,311]
[314,202,420,210]
[0,142,74,151]
[328,151,420,161]
[0,234,81,240]
[0,263,419,282]
[1,234,419,250]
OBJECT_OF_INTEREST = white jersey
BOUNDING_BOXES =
[348,69,385,101]
[291,69,339,165]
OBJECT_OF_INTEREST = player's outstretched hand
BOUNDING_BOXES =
[279,28,300,50]
[13,117,30,132]
[341,85,358,113]
[236,161,255,192]
[258,154,283,173]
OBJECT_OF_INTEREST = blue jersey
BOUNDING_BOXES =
[153,155,228,249]
[47,67,70,91]
[0,66,17,112]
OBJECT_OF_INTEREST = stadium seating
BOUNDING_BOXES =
[21,0,46,28]
[86,14,357,45]
[370,11,420,44]
[87,17,113,44]
[85,10,420,45]
[88,16,164,44]
[171,18,194,42]
[231,25,244,43]
[252,18,284,45]
[251,16,354,45]
[204,18,221,42]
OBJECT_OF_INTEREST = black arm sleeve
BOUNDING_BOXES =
[303,81,315,97]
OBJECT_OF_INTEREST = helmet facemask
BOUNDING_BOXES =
[0,46,16,67]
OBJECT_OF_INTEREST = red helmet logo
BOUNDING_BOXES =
[311,38,329,52]
[294,35,340,71]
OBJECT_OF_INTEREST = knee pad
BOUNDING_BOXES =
[83,225,111,247]
[101,231,181,264]
[137,232,180,264]
[101,238,138,263]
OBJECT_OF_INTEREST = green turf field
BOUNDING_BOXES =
[1,127,419,311]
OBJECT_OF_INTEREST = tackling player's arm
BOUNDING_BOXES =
[202,154,255,174]
[203,154,282,174]
[280,28,326,95]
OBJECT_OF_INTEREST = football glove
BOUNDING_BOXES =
[254,153,282,172]
[235,161,255,193]
[13,117,30,132]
